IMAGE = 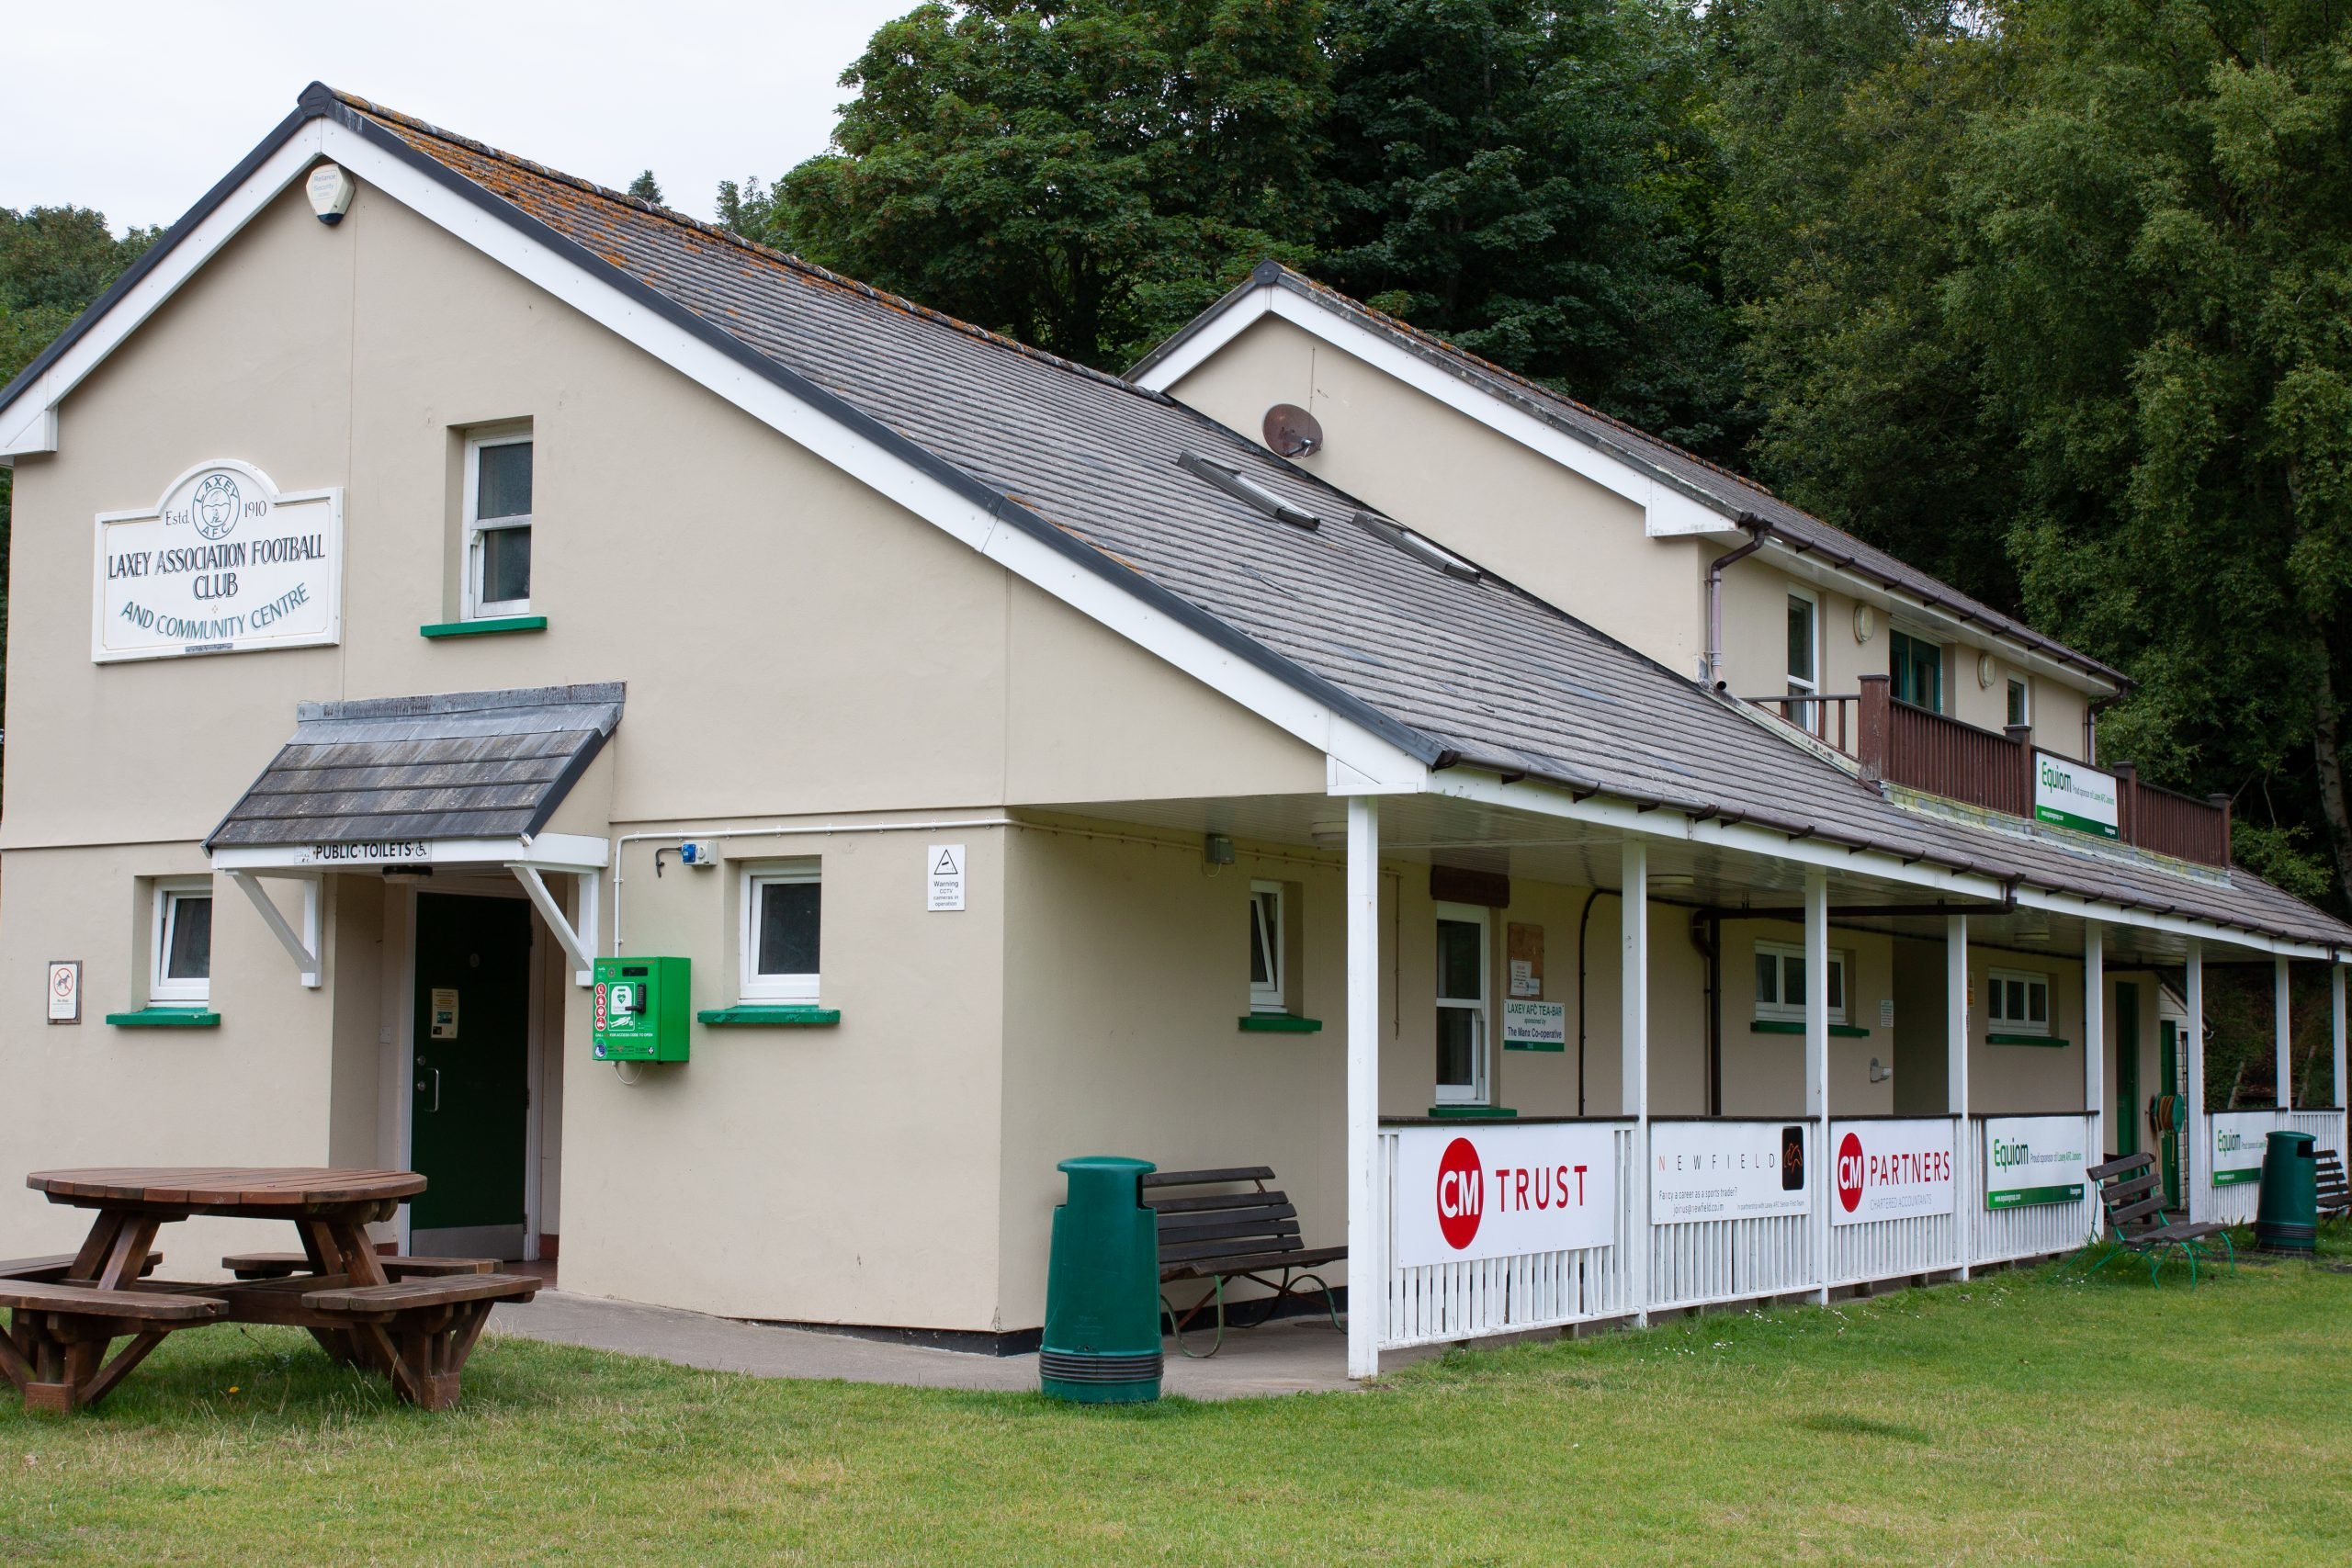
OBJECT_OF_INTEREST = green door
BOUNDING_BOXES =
[2113,983,2140,1158]
[411,894,534,1254]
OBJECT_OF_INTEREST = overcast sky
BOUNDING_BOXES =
[4,1,917,234]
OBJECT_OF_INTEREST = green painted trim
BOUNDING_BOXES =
[2213,1168,2264,1187]
[1987,1032,2069,1048]
[696,1005,841,1027]
[1425,1105,1518,1120]
[1504,1040,1566,1053]
[1985,1183,2085,1209]
[105,1006,220,1029]
[1238,1014,1322,1033]
[1749,1020,1871,1038]
[419,615,548,639]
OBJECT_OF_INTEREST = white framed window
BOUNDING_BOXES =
[1755,941,1847,1025]
[463,429,534,618]
[1787,587,1822,737]
[151,880,213,1003]
[1434,902,1490,1104]
[740,863,820,1003]
[1248,880,1285,1013]
[2007,676,2031,729]
[1988,969,2052,1034]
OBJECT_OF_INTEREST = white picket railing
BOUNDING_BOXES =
[1971,1113,2100,1266]
[1379,1123,1638,1349]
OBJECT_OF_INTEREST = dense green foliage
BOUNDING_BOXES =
[0,207,159,714]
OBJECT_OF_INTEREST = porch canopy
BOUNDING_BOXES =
[204,683,619,986]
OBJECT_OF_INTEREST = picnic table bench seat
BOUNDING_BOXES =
[1,1278,227,1415]
[1143,1167,1344,1356]
[2080,1153,2234,1284]
[2316,1149,2347,1221]
[300,1272,541,1411]
[0,1252,163,1283]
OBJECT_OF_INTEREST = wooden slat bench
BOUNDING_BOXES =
[2315,1149,2347,1223]
[0,1252,163,1283]
[1143,1167,1345,1357]
[2080,1153,2234,1285]
[302,1273,542,1410]
[1,1279,226,1414]
[224,1252,497,1281]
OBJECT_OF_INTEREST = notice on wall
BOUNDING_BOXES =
[2211,1110,2272,1187]
[46,960,81,1024]
[1507,922,1544,998]
[1393,1122,1618,1267]
[1829,1118,1957,1225]
[1983,1115,2088,1209]
[2032,750,2120,840]
[94,459,344,663]
[1501,998,1566,1052]
[1651,1121,1810,1224]
[927,844,966,911]
[430,988,459,1041]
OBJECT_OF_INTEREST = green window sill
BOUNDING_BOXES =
[106,1006,220,1029]
[1749,1020,1871,1039]
[697,1006,842,1027]
[1988,1032,2069,1048]
[1426,1105,1518,1120]
[1238,1014,1323,1033]
[419,615,548,639]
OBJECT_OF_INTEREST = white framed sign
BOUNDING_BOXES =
[1651,1121,1811,1224]
[1830,1118,1956,1225]
[2032,750,2120,840]
[1392,1122,1617,1267]
[927,844,966,911]
[46,960,81,1024]
[94,458,343,662]
[1500,998,1566,1052]
[2211,1110,2272,1187]
[1983,1115,2089,1209]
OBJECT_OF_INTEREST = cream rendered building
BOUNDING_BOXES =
[1,87,2344,1369]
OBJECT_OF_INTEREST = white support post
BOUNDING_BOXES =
[1807,868,1830,1303]
[509,864,595,985]
[2186,941,2207,1223]
[225,870,322,988]
[1345,795,1382,1381]
[2084,920,2104,1241]
[1948,913,1970,1277]
[2275,955,2293,1111]
[1621,839,1649,1326]
[2335,964,2347,1165]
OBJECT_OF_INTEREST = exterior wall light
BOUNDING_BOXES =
[306,163,356,225]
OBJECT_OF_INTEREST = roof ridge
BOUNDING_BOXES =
[1262,264,1782,503]
[327,88,1175,406]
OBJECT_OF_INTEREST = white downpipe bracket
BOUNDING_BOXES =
[509,864,597,986]
[1621,840,1650,1327]
[1806,868,1830,1304]
[225,871,322,988]
[1345,795,1382,1381]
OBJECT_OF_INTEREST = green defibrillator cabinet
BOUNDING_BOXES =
[594,956,691,1063]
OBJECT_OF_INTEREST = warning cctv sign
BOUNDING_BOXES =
[927,844,966,911]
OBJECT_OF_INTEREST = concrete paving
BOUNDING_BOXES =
[487,1289,1385,1400]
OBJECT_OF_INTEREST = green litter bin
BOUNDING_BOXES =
[2255,1129,2318,1255]
[1040,1156,1162,1404]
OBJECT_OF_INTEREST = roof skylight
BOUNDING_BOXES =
[1176,449,1321,531]
[1352,511,1481,581]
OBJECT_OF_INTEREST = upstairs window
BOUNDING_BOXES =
[1787,589,1820,729]
[1891,629,1942,713]
[1755,941,1847,1025]
[1248,881,1285,1013]
[152,882,213,1003]
[2007,676,2031,728]
[741,864,820,1004]
[1988,969,2051,1035]
[465,431,534,617]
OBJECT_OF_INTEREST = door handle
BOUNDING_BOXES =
[421,1067,440,1113]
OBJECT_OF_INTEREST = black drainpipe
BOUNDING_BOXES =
[1577,887,1614,1116]
[1691,909,1723,1117]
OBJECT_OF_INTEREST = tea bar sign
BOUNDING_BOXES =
[93,459,343,662]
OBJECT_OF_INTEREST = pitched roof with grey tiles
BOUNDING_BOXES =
[25,86,2345,950]
[207,683,622,847]
[1132,262,2130,690]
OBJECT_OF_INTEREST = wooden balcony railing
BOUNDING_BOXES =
[1747,674,2237,867]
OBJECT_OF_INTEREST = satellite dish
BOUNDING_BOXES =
[1262,403,1323,458]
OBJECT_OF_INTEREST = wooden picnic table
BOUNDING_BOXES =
[3,1167,537,1414]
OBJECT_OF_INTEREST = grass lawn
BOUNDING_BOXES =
[5,1236,2348,1565]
